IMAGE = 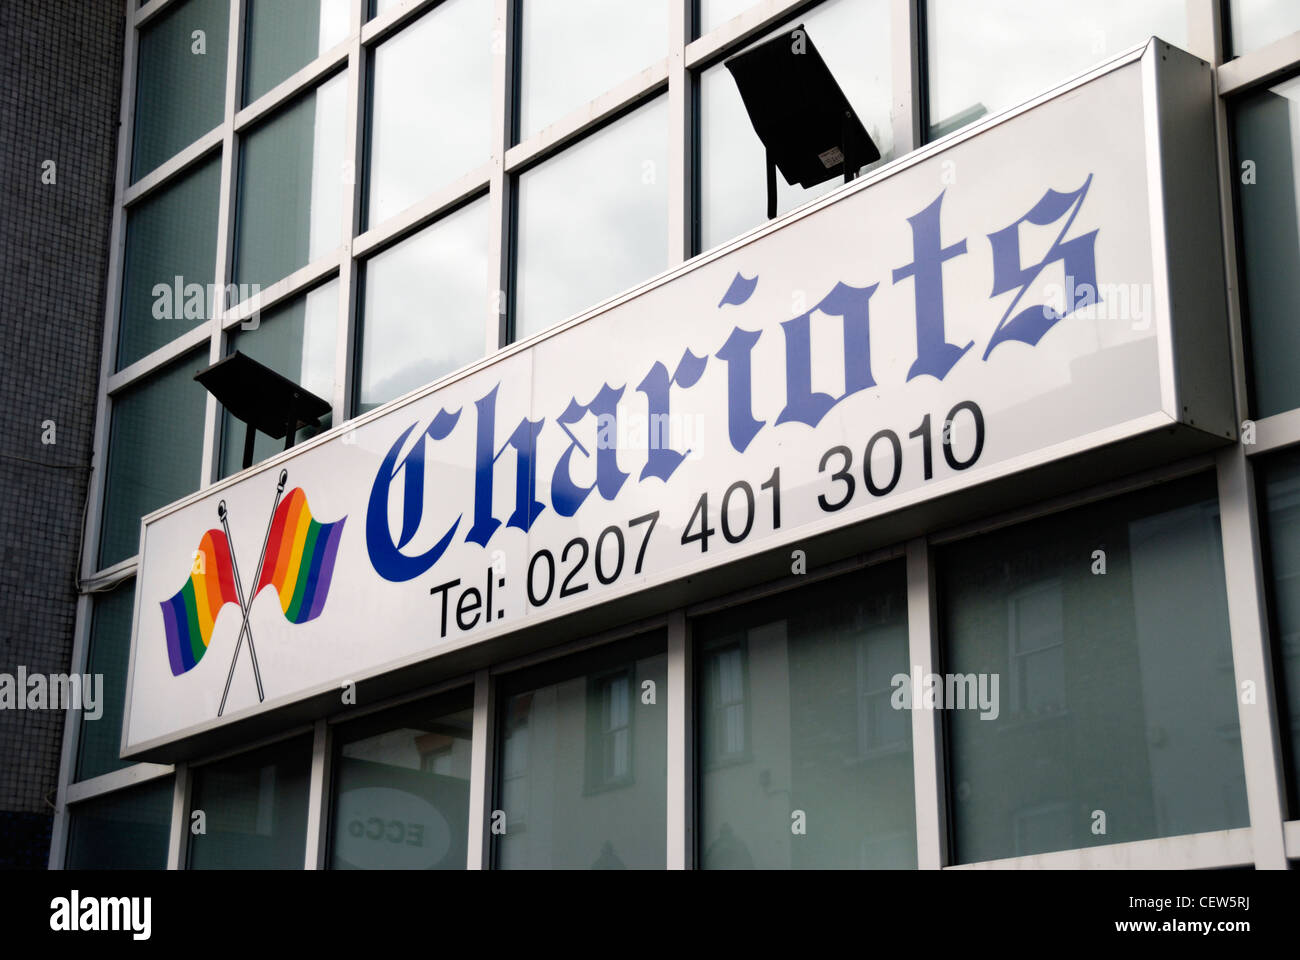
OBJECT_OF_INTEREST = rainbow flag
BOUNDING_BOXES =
[160,530,239,676]
[255,488,346,624]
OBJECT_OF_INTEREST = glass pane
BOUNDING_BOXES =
[925,0,1187,140]
[515,100,668,339]
[99,351,208,569]
[699,0,893,252]
[699,0,761,37]
[1230,0,1300,56]
[517,0,668,140]
[220,281,338,478]
[132,0,229,180]
[356,197,490,412]
[493,634,667,868]
[1233,76,1300,419]
[118,155,221,369]
[234,73,347,289]
[939,474,1248,864]
[187,736,312,868]
[365,0,492,227]
[696,565,915,869]
[244,0,350,105]
[1255,448,1300,808]
[76,584,138,782]
[66,778,173,868]
[329,689,473,869]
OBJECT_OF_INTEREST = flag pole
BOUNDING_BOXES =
[217,469,286,717]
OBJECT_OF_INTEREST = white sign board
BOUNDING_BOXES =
[124,42,1231,755]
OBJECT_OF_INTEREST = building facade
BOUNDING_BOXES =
[10,0,1300,870]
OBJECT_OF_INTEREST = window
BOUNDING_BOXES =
[234,74,347,290]
[1232,74,1300,419]
[132,0,229,181]
[695,564,915,869]
[924,0,1187,140]
[118,155,222,369]
[939,474,1249,864]
[514,99,669,339]
[697,0,893,252]
[697,0,762,37]
[516,0,668,141]
[75,585,138,782]
[244,0,350,106]
[219,281,338,478]
[1255,448,1300,812]
[187,736,312,868]
[99,350,209,568]
[365,0,492,228]
[493,633,667,869]
[356,197,491,412]
[66,778,173,869]
[1229,0,1300,57]
[328,689,473,869]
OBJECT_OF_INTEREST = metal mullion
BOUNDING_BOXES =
[684,0,815,69]
[353,166,492,261]
[906,537,946,869]
[200,0,245,490]
[333,0,366,424]
[122,128,224,207]
[890,0,921,155]
[233,42,351,133]
[668,0,691,266]
[944,826,1254,869]
[502,63,670,175]
[666,609,692,868]
[64,762,173,805]
[105,323,213,396]
[304,720,332,869]
[1217,29,1300,95]
[360,0,441,46]
[220,251,343,332]
[49,1,145,869]
[136,0,185,29]
[486,0,514,353]
[1217,447,1290,868]
[165,763,191,869]
[466,669,496,869]
[1249,411,1300,456]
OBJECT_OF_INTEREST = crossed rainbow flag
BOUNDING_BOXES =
[256,486,346,624]
[158,470,346,716]
[160,529,238,676]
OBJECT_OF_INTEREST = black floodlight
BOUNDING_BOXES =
[194,350,331,470]
[724,24,879,219]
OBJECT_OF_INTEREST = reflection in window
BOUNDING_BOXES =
[66,778,173,869]
[924,0,1186,140]
[1229,0,1300,57]
[244,0,350,106]
[698,0,762,37]
[698,0,893,251]
[234,73,347,289]
[1232,76,1300,418]
[494,634,666,869]
[516,0,668,140]
[76,585,138,782]
[220,281,338,478]
[100,351,208,568]
[132,0,229,180]
[356,197,490,412]
[118,155,222,369]
[514,100,668,339]
[328,690,473,869]
[1255,449,1300,808]
[1007,579,1066,717]
[366,0,491,228]
[187,736,312,869]
[940,474,1248,864]
[696,564,916,869]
